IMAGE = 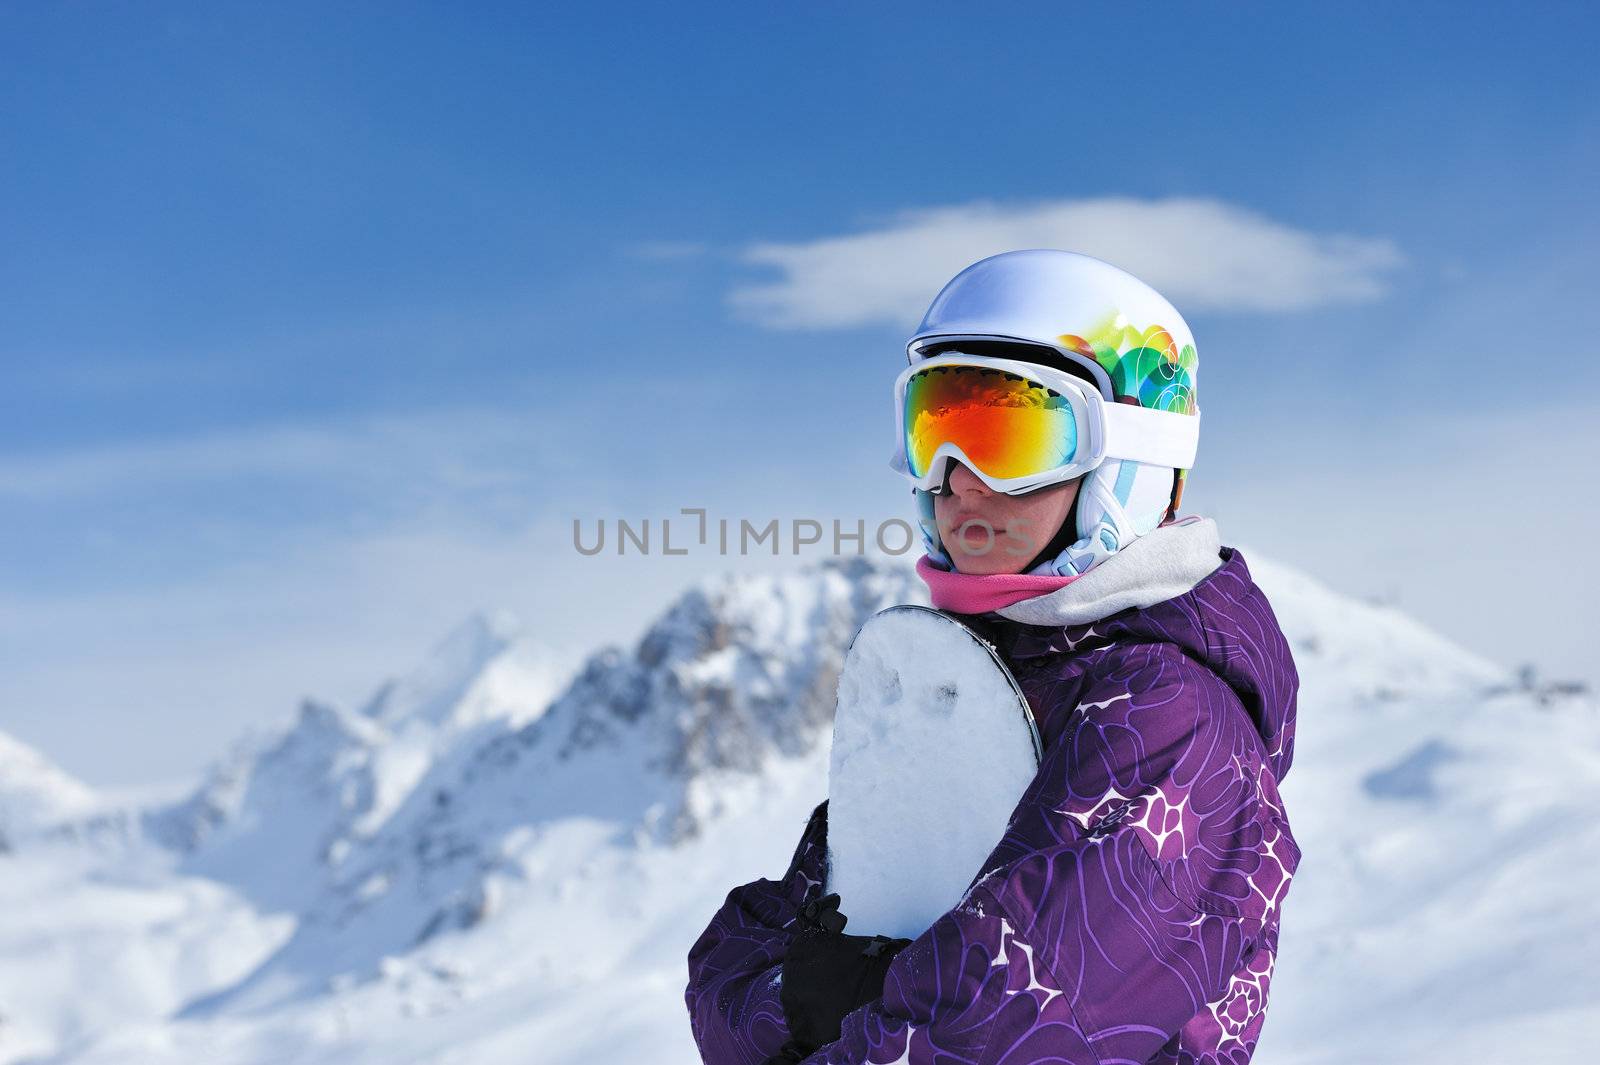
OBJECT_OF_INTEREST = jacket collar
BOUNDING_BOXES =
[993,516,1223,626]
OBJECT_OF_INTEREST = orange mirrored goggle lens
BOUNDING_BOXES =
[903,365,1079,482]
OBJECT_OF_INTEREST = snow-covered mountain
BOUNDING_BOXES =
[0,550,1595,1064]
[0,731,97,853]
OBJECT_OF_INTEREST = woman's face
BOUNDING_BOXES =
[932,461,1082,575]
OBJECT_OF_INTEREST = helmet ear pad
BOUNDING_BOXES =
[1029,459,1177,576]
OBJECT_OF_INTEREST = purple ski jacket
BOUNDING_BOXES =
[686,532,1301,1064]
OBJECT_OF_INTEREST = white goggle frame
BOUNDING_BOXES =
[889,353,1200,495]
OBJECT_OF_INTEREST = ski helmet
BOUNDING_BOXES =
[905,249,1200,577]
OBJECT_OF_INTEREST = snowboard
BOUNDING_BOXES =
[824,605,1043,941]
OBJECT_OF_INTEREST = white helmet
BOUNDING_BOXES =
[904,249,1201,577]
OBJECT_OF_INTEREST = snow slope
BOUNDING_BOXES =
[0,550,1595,1064]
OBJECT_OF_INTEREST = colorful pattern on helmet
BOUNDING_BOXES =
[1057,311,1198,416]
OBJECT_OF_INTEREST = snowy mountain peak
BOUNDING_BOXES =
[145,618,573,908]
[0,729,98,848]
[358,609,527,730]
[530,554,928,785]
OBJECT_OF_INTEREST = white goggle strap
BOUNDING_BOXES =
[1099,403,1201,469]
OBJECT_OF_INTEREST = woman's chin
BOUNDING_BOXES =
[949,551,1026,576]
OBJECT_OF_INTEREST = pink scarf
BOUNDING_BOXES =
[915,554,1080,615]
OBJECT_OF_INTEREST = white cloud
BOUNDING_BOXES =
[0,369,735,502]
[0,407,551,501]
[728,196,1406,329]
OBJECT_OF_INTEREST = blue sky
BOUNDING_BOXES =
[3,2,1597,786]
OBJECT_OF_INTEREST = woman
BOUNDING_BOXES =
[686,250,1302,1064]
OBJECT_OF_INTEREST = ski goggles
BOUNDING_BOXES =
[889,354,1200,495]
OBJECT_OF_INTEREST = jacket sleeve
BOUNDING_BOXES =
[685,800,830,1064]
[796,646,1301,1065]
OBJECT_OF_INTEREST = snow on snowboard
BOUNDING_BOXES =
[825,605,1042,941]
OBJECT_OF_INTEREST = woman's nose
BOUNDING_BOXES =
[947,462,991,496]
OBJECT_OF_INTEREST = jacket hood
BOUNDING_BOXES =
[983,521,1300,783]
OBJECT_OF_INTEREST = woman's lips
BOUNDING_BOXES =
[955,519,1004,540]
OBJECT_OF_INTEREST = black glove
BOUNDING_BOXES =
[759,1038,809,1065]
[772,893,913,1059]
